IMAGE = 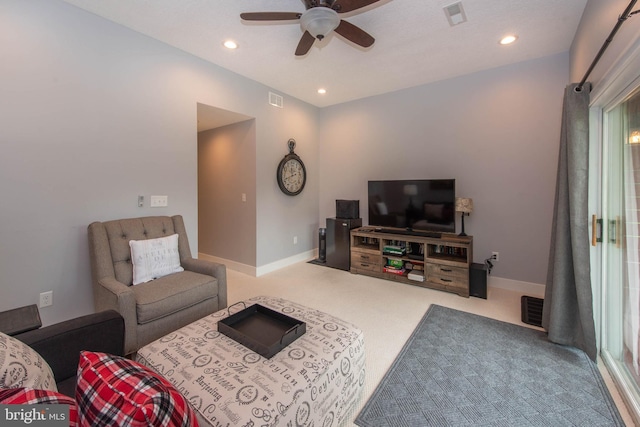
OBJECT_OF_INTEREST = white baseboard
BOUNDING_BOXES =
[198,250,317,278]
[255,250,317,277]
[489,275,545,298]
[198,253,256,276]
[199,252,545,297]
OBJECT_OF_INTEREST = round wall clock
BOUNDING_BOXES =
[277,138,306,196]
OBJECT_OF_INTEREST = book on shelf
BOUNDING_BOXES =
[383,266,406,275]
[433,245,467,257]
[386,258,404,268]
[383,245,406,255]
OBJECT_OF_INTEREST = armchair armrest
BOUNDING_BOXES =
[94,277,137,354]
[15,310,124,387]
[181,257,227,308]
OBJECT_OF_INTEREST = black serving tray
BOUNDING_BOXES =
[218,303,306,359]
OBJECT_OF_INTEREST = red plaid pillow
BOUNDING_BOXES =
[76,351,198,427]
[0,387,78,427]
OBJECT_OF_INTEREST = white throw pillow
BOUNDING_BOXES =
[129,234,184,285]
[0,331,57,391]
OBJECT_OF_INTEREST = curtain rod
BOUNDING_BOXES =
[575,0,639,92]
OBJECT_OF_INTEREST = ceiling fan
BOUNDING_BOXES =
[240,0,380,56]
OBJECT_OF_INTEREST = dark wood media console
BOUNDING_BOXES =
[350,227,473,297]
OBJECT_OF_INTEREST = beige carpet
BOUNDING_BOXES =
[225,261,633,426]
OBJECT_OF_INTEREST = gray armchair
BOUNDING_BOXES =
[88,215,227,355]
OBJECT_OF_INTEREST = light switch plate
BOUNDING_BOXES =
[150,195,168,207]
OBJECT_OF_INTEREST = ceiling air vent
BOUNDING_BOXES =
[443,1,467,26]
[269,92,283,108]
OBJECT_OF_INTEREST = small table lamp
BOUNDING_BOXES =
[455,197,473,236]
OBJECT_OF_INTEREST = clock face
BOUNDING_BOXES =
[277,154,306,196]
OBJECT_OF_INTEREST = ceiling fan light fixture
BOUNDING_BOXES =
[300,7,340,40]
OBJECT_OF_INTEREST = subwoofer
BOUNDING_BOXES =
[470,262,487,299]
[336,200,359,219]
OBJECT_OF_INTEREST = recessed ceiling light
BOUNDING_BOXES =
[499,35,518,45]
[317,88,327,94]
[223,40,238,49]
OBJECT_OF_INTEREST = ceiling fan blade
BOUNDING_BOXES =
[295,31,316,56]
[334,20,374,48]
[240,12,301,21]
[333,0,380,14]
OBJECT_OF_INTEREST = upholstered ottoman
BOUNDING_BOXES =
[136,296,366,427]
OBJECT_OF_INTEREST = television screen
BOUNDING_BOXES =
[368,179,456,233]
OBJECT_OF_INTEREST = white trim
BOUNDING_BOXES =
[589,24,640,425]
[602,350,640,426]
[590,36,640,109]
[198,253,256,276]
[198,250,317,277]
[589,106,604,352]
[488,275,545,298]
[256,250,317,277]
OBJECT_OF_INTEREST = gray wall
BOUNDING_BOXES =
[318,53,569,285]
[570,0,640,86]
[256,103,321,269]
[0,0,320,325]
[198,121,257,266]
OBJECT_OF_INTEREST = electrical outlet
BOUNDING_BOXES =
[491,251,499,262]
[138,195,144,207]
[293,236,298,245]
[39,291,53,308]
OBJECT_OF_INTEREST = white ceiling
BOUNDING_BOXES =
[61,0,588,108]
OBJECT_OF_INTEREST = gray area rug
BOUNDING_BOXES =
[355,305,624,426]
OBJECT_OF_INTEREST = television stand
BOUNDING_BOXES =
[350,226,473,297]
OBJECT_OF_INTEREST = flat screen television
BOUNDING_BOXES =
[368,179,456,233]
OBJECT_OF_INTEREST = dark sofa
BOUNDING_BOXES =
[14,310,125,397]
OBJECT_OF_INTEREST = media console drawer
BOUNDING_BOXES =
[427,264,467,279]
[427,263,469,295]
[352,261,381,273]
[351,251,381,272]
[352,251,378,264]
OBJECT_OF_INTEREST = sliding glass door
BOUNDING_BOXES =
[600,86,640,421]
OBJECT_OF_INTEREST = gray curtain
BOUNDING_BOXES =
[542,82,596,361]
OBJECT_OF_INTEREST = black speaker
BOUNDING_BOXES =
[318,228,327,262]
[470,263,487,299]
[336,200,359,219]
